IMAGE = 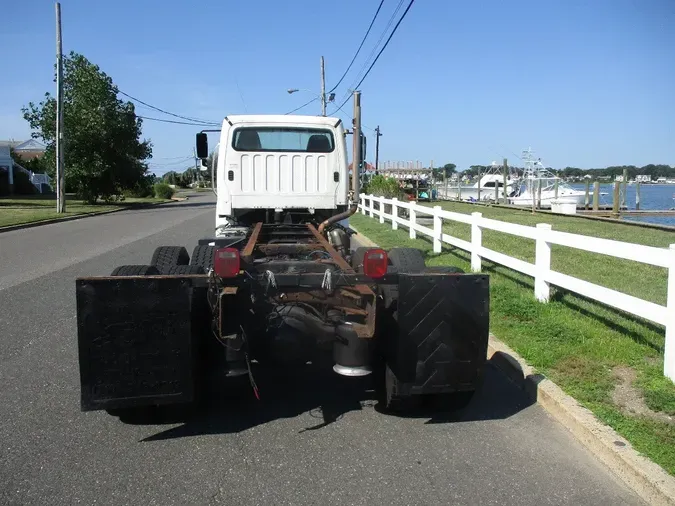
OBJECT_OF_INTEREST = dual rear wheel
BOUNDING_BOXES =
[351,246,475,414]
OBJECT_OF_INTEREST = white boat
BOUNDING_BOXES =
[439,161,520,202]
[509,148,590,209]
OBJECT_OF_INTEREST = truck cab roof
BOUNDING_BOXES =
[224,115,343,127]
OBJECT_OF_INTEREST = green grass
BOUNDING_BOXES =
[0,195,172,227]
[350,211,675,476]
[427,200,674,305]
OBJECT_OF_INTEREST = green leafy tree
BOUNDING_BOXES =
[433,162,456,179]
[22,52,152,203]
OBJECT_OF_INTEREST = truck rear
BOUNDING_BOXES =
[74,114,489,418]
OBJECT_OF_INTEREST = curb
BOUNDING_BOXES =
[488,337,675,506]
[349,225,378,248]
[0,200,178,234]
[351,224,675,506]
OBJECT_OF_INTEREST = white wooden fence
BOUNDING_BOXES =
[358,194,675,381]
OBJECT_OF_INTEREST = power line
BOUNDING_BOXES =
[137,115,217,126]
[327,0,385,94]
[328,99,374,131]
[235,77,248,113]
[118,90,220,125]
[336,0,406,105]
[331,0,415,114]
[152,155,198,161]
[148,156,193,167]
[284,97,319,115]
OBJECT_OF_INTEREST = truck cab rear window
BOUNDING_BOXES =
[231,127,335,153]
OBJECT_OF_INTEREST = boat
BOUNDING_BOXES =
[509,148,591,208]
[438,161,520,202]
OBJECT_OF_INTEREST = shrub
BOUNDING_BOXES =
[362,174,406,200]
[123,177,154,198]
[154,183,175,199]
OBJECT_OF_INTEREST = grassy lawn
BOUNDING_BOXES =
[0,195,172,228]
[350,210,675,476]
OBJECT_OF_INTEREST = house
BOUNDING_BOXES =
[0,139,46,161]
[0,140,51,194]
[635,175,652,183]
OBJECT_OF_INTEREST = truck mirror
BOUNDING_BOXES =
[196,133,208,159]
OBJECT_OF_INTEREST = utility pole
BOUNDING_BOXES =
[55,2,65,212]
[374,125,382,175]
[320,56,326,116]
[352,91,361,193]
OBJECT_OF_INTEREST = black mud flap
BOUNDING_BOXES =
[75,277,196,411]
[391,273,490,395]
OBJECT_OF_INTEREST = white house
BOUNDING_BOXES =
[0,139,51,193]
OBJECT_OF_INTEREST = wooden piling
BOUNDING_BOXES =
[593,181,600,211]
[612,181,620,217]
[502,158,508,204]
[636,182,641,210]
[585,179,590,210]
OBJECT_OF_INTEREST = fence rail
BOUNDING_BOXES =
[357,194,675,381]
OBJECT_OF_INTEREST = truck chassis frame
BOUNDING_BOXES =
[75,222,490,415]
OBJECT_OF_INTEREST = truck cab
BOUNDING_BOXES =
[197,115,353,233]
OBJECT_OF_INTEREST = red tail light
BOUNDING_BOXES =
[363,249,388,278]
[214,247,240,278]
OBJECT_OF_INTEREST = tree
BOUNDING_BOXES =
[22,52,152,203]
[432,163,457,180]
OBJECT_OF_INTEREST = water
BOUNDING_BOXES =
[569,183,675,227]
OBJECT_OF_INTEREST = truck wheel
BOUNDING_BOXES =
[190,245,216,271]
[376,247,428,412]
[163,265,205,275]
[151,246,190,273]
[387,247,426,272]
[110,265,160,276]
[383,364,421,413]
[378,247,427,309]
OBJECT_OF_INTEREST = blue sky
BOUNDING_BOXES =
[1,0,673,174]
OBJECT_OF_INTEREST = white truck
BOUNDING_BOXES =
[74,113,490,421]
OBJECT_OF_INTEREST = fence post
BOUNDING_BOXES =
[433,205,442,253]
[360,194,366,215]
[409,202,417,240]
[535,223,552,302]
[369,194,375,217]
[379,196,385,224]
[391,198,399,230]
[471,212,482,272]
[665,244,675,381]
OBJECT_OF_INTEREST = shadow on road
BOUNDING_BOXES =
[131,358,534,442]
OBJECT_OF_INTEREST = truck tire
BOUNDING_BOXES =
[110,265,160,276]
[383,364,421,412]
[376,247,428,413]
[190,245,216,271]
[151,246,190,273]
[162,265,205,275]
[387,247,426,273]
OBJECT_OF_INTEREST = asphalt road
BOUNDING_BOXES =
[0,193,644,505]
